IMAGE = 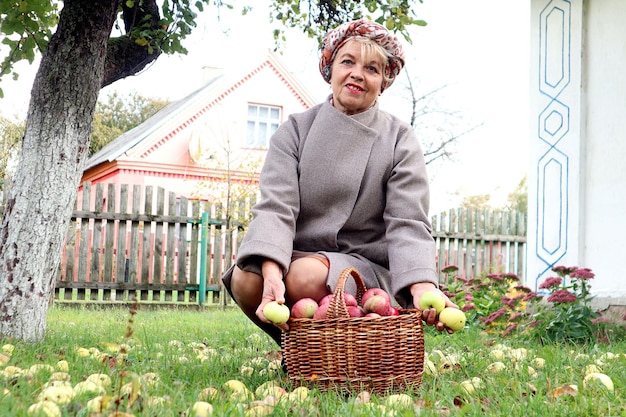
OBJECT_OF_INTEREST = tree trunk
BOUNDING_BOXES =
[0,0,121,342]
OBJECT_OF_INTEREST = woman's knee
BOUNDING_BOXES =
[230,267,262,305]
[284,258,329,303]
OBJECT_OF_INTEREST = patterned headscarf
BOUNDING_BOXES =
[319,18,405,93]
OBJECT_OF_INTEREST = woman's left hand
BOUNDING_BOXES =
[409,282,459,333]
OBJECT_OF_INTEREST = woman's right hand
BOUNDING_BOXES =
[255,259,289,330]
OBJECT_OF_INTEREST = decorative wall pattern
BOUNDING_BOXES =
[534,0,572,288]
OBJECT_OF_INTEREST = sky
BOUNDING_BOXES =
[0,0,530,215]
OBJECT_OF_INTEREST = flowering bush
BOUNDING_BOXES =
[440,266,529,336]
[524,265,600,344]
[438,264,626,343]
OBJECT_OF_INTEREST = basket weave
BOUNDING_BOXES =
[281,267,424,394]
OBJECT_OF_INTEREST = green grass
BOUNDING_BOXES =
[1,306,625,416]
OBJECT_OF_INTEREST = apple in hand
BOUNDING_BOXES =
[290,298,318,319]
[361,288,391,308]
[439,307,466,331]
[363,295,391,316]
[418,290,446,314]
[263,301,290,324]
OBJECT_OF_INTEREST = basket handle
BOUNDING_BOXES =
[325,267,368,319]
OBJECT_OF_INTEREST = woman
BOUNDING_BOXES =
[222,19,458,346]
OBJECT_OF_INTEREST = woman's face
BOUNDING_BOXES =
[330,40,384,115]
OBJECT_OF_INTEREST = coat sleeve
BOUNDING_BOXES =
[384,124,439,304]
[235,116,302,274]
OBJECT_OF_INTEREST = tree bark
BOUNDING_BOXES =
[0,0,121,342]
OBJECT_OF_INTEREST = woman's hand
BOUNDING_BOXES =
[255,259,289,331]
[410,282,459,333]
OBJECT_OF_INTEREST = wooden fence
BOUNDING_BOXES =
[54,183,527,306]
[55,182,238,307]
[431,208,526,282]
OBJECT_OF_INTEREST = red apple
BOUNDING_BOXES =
[319,294,334,306]
[313,303,330,319]
[344,293,358,307]
[347,305,364,318]
[365,312,381,318]
[361,288,391,308]
[363,295,391,316]
[290,298,319,319]
[388,306,400,316]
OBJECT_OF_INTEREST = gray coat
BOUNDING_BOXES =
[228,97,438,307]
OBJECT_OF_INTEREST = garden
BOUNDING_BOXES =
[1,265,625,416]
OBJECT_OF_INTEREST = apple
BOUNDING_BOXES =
[263,301,290,324]
[439,307,466,331]
[190,401,214,417]
[290,298,318,319]
[343,293,358,307]
[361,288,391,308]
[388,306,400,316]
[364,312,381,318]
[363,295,391,316]
[583,372,614,392]
[319,294,334,306]
[418,290,446,313]
[313,302,330,319]
[347,305,364,317]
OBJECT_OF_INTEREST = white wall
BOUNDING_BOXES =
[529,0,626,308]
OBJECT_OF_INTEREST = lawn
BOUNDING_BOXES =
[0,305,624,416]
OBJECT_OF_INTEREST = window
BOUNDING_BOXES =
[245,104,281,148]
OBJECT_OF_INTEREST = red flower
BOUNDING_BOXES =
[547,289,577,303]
[552,265,579,277]
[538,277,562,289]
[441,264,459,273]
[570,267,595,280]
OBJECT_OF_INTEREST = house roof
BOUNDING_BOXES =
[84,49,318,172]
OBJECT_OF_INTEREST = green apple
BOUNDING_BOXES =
[583,372,614,392]
[439,307,466,331]
[418,290,446,313]
[263,301,290,324]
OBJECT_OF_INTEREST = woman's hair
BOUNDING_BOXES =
[333,36,391,87]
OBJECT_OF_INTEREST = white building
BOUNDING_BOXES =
[528,0,626,309]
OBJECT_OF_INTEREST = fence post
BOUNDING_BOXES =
[198,212,209,306]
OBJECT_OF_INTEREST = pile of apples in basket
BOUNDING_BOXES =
[263,288,466,331]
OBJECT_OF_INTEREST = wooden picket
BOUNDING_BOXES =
[54,183,527,306]
[431,208,526,283]
[55,182,234,306]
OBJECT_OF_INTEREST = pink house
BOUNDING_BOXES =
[81,50,318,199]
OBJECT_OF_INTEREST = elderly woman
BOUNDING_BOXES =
[221,19,458,346]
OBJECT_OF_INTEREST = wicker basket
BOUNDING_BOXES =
[281,267,424,395]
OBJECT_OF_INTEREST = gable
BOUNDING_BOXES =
[83,50,317,178]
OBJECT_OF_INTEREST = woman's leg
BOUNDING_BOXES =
[228,256,330,346]
[229,266,282,346]
[284,257,330,305]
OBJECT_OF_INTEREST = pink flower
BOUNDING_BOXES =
[464,293,474,301]
[487,273,504,281]
[514,285,532,293]
[570,267,595,280]
[462,303,476,312]
[547,289,577,303]
[509,312,524,322]
[538,277,562,289]
[503,323,517,336]
[524,292,543,301]
[552,265,579,277]
[482,307,508,325]
[441,264,459,273]
[501,272,520,282]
